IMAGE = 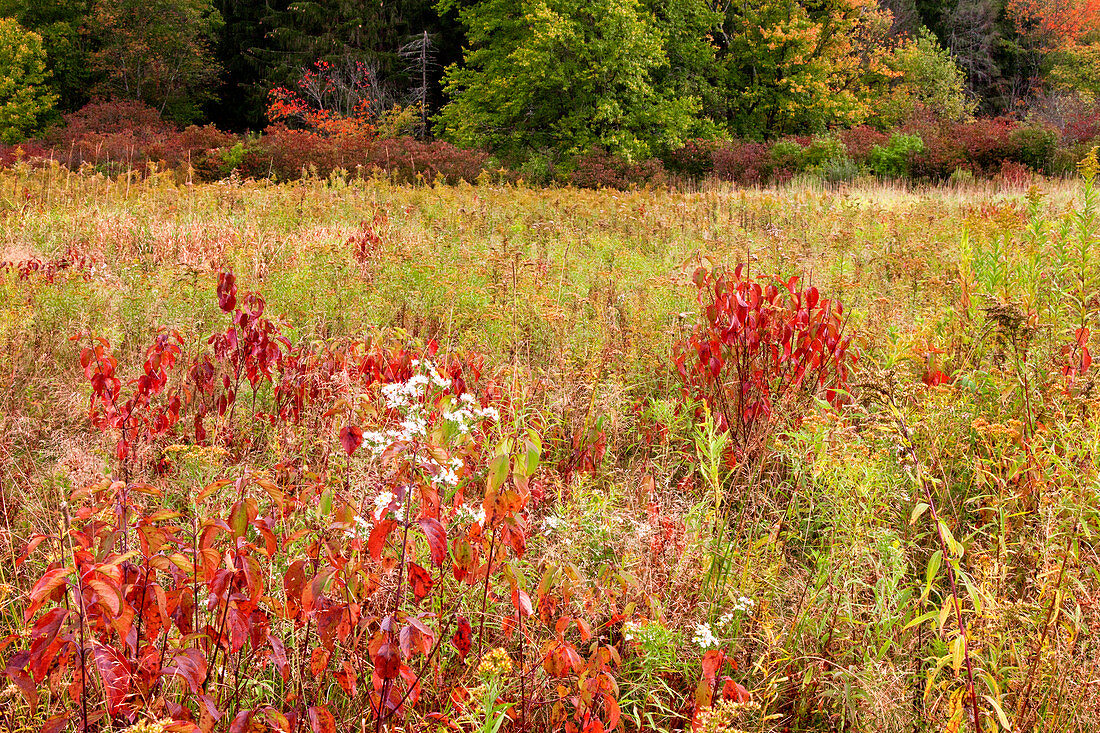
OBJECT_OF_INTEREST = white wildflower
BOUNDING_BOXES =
[693,623,721,649]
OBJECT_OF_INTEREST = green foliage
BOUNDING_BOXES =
[1010,123,1059,172]
[0,18,55,143]
[436,0,710,161]
[877,28,976,127]
[0,0,94,112]
[1048,43,1100,103]
[868,132,925,177]
[91,0,223,124]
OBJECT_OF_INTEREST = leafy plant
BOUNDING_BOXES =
[674,264,855,464]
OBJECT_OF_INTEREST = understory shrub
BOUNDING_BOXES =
[674,264,855,464]
[710,141,772,185]
[868,133,925,178]
[568,148,668,189]
[662,138,719,178]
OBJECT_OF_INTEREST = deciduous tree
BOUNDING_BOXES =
[436,0,711,161]
[0,18,56,142]
[91,0,223,124]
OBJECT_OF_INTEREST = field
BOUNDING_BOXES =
[1,164,1098,733]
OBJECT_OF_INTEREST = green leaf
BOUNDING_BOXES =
[488,452,509,493]
[923,549,941,600]
[984,694,1013,730]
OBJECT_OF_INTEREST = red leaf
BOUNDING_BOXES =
[511,589,533,617]
[268,633,290,681]
[701,649,725,684]
[418,518,447,566]
[368,519,396,561]
[25,567,70,620]
[40,715,69,733]
[451,616,472,659]
[339,425,363,456]
[407,563,433,603]
[722,678,751,703]
[5,664,38,716]
[92,644,131,715]
[16,534,50,567]
[309,648,330,678]
[228,711,253,733]
[307,705,337,733]
[217,271,237,312]
[335,659,357,697]
[373,641,401,679]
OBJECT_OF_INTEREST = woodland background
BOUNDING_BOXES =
[0,0,1099,184]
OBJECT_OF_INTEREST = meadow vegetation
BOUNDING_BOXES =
[0,163,1098,732]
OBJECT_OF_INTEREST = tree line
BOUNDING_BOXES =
[1,0,1098,163]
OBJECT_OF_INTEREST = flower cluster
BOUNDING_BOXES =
[697,698,757,733]
[541,514,565,536]
[476,647,514,678]
[693,623,721,649]
[372,490,404,521]
[454,501,486,526]
[442,392,500,434]
[723,595,755,618]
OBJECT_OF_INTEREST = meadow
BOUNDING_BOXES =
[0,163,1097,733]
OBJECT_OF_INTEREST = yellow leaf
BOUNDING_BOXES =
[944,686,965,733]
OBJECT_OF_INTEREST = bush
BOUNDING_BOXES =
[993,159,1035,188]
[868,133,925,178]
[674,265,854,460]
[903,113,967,180]
[235,130,494,184]
[1010,124,1059,172]
[663,139,720,178]
[822,155,861,183]
[237,126,340,181]
[770,139,805,174]
[799,135,846,170]
[839,126,889,163]
[48,100,197,172]
[711,141,772,185]
[568,148,667,189]
[0,140,50,166]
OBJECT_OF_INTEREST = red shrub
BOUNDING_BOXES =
[838,126,889,163]
[993,159,1035,188]
[43,101,239,174]
[951,117,1020,175]
[0,141,51,167]
[569,148,667,189]
[711,141,772,185]
[674,265,854,462]
[903,116,967,180]
[663,139,720,178]
[236,130,493,184]
[237,125,338,180]
[56,100,174,138]
[359,137,492,184]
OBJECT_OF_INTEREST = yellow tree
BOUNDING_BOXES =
[711,0,892,137]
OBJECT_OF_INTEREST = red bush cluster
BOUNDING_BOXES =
[674,265,855,460]
[4,97,1097,187]
[567,148,668,189]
